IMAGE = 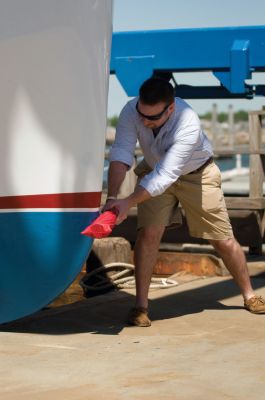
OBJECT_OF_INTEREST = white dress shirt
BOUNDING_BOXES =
[109,97,213,197]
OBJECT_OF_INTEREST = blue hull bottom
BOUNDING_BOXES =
[0,211,98,324]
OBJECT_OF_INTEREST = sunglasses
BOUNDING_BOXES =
[136,101,171,121]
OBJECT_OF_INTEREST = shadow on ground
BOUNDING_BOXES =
[1,274,265,336]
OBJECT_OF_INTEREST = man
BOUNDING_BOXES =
[105,77,265,327]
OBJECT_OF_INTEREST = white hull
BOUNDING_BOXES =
[0,0,113,324]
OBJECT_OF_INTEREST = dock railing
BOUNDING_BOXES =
[215,108,265,254]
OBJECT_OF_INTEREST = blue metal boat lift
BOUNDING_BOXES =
[110,25,265,99]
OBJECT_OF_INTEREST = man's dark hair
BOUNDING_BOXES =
[139,77,175,105]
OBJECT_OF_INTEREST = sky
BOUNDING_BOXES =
[107,0,265,117]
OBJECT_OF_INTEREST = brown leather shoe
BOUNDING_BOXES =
[127,307,151,327]
[244,295,265,314]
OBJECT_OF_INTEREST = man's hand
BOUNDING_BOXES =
[106,198,132,225]
[102,198,117,213]
[103,186,151,225]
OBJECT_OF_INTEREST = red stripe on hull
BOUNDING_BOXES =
[0,192,101,209]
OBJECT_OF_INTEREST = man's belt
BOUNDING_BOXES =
[188,156,214,174]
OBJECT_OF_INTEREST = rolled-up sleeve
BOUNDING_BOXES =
[109,104,137,168]
[139,124,201,196]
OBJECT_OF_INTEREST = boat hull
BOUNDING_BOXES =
[0,211,97,323]
[0,1,112,323]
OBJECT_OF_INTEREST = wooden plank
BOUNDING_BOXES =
[249,154,265,197]
[249,113,262,153]
[214,148,265,155]
[124,199,265,217]
[248,110,265,116]
[153,251,227,276]
[224,197,265,210]
[248,113,264,197]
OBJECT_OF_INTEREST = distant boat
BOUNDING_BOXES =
[0,1,112,324]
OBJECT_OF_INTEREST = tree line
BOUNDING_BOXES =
[199,110,248,123]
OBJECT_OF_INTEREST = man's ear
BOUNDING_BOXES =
[168,102,175,113]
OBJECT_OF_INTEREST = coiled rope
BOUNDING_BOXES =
[80,262,178,292]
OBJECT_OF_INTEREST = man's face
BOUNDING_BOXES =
[136,100,175,129]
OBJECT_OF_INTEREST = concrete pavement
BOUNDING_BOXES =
[1,264,265,400]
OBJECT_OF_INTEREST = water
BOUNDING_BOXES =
[215,154,249,171]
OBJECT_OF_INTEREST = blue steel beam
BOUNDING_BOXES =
[110,25,265,98]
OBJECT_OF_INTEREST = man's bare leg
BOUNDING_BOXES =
[133,225,165,308]
[209,238,254,300]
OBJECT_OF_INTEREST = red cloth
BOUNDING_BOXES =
[81,210,117,238]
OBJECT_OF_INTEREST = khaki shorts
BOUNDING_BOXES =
[134,159,234,240]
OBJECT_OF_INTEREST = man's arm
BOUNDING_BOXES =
[107,161,129,198]
[127,185,151,207]
[107,101,138,202]
[105,160,151,220]
[103,161,130,213]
